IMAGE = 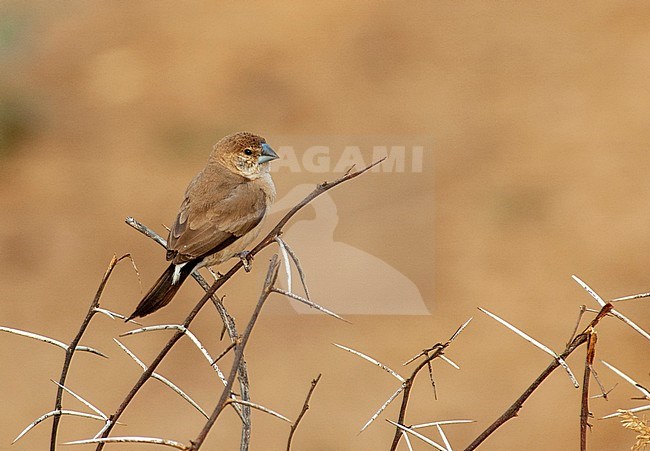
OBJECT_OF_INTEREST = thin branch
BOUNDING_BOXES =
[580,331,598,451]
[212,342,236,365]
[600,361,650,399]
[389,319,472,450]
[567,305,588,345]
[50,254,131,450]
[188,255,280,450]
[125,218,252,448]
[464,303,613,450]
[287,374,322,451]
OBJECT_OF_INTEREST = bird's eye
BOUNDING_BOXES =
[244,148,253,156]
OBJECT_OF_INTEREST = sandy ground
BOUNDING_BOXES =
[0,2,648,450]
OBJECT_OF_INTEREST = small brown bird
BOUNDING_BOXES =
[127,132,278,320]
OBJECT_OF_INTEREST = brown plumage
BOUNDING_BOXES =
[127,132,278,320]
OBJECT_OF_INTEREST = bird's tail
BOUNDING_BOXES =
[126,263,194,321]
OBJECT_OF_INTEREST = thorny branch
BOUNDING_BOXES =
[50,254,132,451]
[464,303,613,451]
[389,319,471,451]
[126,217,253,449]
[96,159,384,450]
[580,331,598,451]
[287,374,322,451]
[189,255,280,450]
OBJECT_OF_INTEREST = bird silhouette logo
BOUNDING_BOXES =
[271,184,430,315]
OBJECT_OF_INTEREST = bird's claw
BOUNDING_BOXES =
[239,251,253,272]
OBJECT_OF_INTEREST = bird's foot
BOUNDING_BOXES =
[238,251,253,272]
[207,268,224,282]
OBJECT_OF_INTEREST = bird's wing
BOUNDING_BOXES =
[166,176,268,264]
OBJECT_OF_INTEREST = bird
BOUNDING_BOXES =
[126,131,278,320]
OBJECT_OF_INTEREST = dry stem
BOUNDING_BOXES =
[50,254,131,451]
[464,303,613,450]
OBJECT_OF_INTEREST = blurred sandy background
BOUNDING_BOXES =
[1,2,649,450]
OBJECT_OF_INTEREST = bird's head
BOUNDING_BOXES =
[213,131,279,179]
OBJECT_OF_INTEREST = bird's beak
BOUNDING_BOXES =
[259,143,279,164]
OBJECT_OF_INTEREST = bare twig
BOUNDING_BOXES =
[50,254,132,450]
[189,255,280,450]
[567,305,588,345]
[287,374,322,451]
[580,331,598,450]
[388,318,472,450]
[600,360,650,419]
[600,361,650,399]
[464,303,613,450]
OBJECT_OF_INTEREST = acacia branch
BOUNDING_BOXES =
[389,318,472,451]
[580,331,598,451]
[389,344,446,451]
[50,254,131,451]
[188,255,280,450]
[464,303,613,451]
[126,217,252,449]
[287,374,322,451]
[97,159,384,450]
